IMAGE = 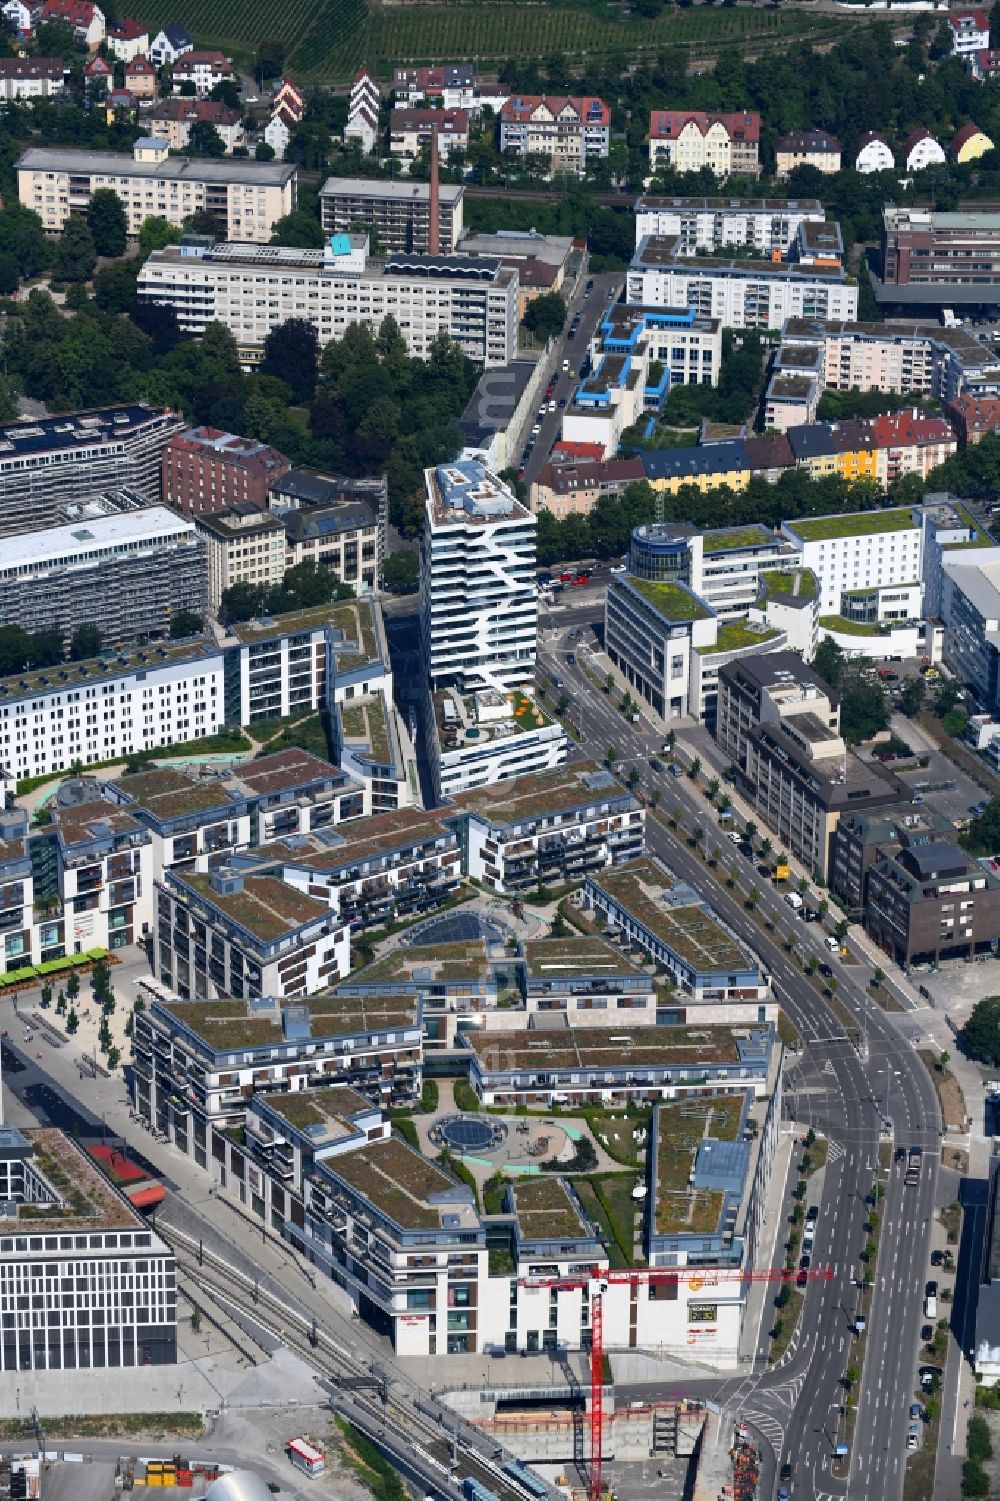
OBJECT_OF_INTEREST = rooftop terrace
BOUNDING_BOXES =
[702,524,775,554]
[323,1136,475,1232]
[523,936,647,981]
[357,939,491,984]
[159,992,419,1051]
[176,871,331,943]
[653,1097,746,1236]
[512,1177,594,1243]
[695,619,781,656]
[260,1084,373,1138]
[466,1024,743,1072]
[447,760,630,825]
[12,1129,142,1232]
[627,576,712,622]
[339,692,393,766]
[591,860,753,974]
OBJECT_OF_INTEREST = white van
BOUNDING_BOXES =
[925,1294,937,1319]
[784,892,803,911]
[825,935,839,952]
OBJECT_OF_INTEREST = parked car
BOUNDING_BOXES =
[806,1205,819,1224]
[930,1249,943,1267]
[920,1324,933,1343]
[668,763,682,777]
[819,962,833,978]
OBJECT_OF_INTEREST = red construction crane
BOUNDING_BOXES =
[518,1264,833,1501]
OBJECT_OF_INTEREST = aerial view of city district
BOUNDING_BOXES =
[13,7,1000,1501]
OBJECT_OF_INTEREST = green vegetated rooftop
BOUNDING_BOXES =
[358,939,491,984]
[179,871,330,942]
[763,569,818,602]
[161,993,419,1051]
[19,1129,140,1232]
[628,576,712,621]
[449,759,628,825]
[703,524,774,553]
[324,1137,469,1231]
[654,1097,746,1237]
[523,936,646,980]
[262,1084,371,1136]
[696,618,780,655]
[466,1024,742,1072]
[818,614,890,638]
[513,1177,593,1242]
[340,692,392,766]
[591,859,752,974]
[786,507,917,542]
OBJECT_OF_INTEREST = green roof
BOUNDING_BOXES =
[627,576,712,621]
[703,524,774,553]
[695,618,780,655]
[763,568,817,602]
[654,1098,745,1236]
[819,614,889,637]
[786,507,916,542]
[512,1178,593,1241]
[523,936,646,980]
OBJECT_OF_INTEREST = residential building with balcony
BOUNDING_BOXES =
[43,797,153,961]
[584,859,772,1022]
[319,176,465,255]
[427,684,567,802]
[0,810,33,979]
[148,98,243,154]
[133,982,422,1158]
[633,196,824,254]
[332,690,412,815]
[244,1085,390,1195]
[520,936,656,1028]
[0,57,68,97]
[336,936,495,1054]
[446,760,644,893]
[500,95,610,175]
[647,111,761,177]
[388,107,469,166]
[461,1022,776,1109]
[0,1125,176,1373]
[153,865,350,1001]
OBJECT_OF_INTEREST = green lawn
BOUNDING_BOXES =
[788,508,917,543]
[703,525,773,553]
[819,614,887,637]
[696,619,780,655]
[628,576,712,621]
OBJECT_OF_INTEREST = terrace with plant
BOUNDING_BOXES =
[449,759,622,825]
[16,1129,140,1232]
[762,569,818,603]
[339,692,393,765]
[264,1084,371,1136]
[323,1137,474,1232]
[696,619,780,655]
[591,861,751,973]
[511,1177,595,1243]
[653,1097,746,1236]
[785,508,916,543]
[466,1025,743,1072]
[703,525,774,554]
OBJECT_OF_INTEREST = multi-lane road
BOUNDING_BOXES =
[538,617,943,1500]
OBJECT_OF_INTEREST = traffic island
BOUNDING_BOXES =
[832,1146,891,1480]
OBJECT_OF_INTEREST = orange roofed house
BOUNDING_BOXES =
[500,95,610,175]
[648,110,761,177]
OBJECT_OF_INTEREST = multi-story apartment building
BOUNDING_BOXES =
[868,410,957,485]
[153,865,351,1001]
[829,801,958,917]
[428,684,567,802]
[421,460,536,693]
[17,143,296,241]
[343,69,381,156]
[106,17,149,60]
[0,1125,176,1372]
[332,690,412,815]
[0,57,67,96]
[781,506,924,615]
[163,426,292,514]
[945,394,1000,445]
[319,176,465,254]
[0,639,226,783]
[43,796,154,959]
[773,130,842,178]
[500,95,611,175]
[0,405,182,539]
[392,65,507,113]
[647,111,761,177]
[865,838,1000,967]
[0,505,206,647]
[880,205,1000,308]
[560,304,722,457]
[628,235,858,330]
[634,195,824,254]
[134,983,422,1149]
[388,107,469,165]
[277,471,385,591]
[462,1021,776,1108]
[194,507,288,611]
[170,48,235,96]
[715,654,902,879]
[137,237,518,369]
[584,858,773,1021]
[529,455,646,517]
[107,747,365,880]
[446,760,645,892]
[941,546,1000,709]
[772,317,1000,407]
[148,98,244,154]
[948,9,991,54]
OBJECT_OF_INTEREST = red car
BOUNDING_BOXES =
[559,570,575,582]
[572,574,589,585]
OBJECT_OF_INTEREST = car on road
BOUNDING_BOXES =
[571,574,590,585]
[726,830,742,843]
[802,906,817,922]
[779,1464,792,1484]
[796,1266,808,1287]
[668,763,682,777]
[566,653,576,665]
[971,800,989,816]
[610,563,626,574]
[920,1324,933,1342]
[559,571,575,582]
[538,572,554,586]
[819,962,833,978]
[799,1254,811,1271]
[919,1365,942,1390]
[562,358,570,371]
[551,675,564,689]
[806,1205,819,1223]
[559,397,567,407]
[649,757,663,772]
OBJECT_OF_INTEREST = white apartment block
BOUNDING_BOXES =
[949,9,990,54]
[0,1125,176,1372]
[428,687,567,801]
[633,196,824,254]
[629,237,857,330]
[0,57,67,97]
[0,640,225,783]
[421,459,537,693]
[17,143,296,242]
[781,509,924,615]
[138,236,518,369]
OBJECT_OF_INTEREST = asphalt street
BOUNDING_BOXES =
[538,625,943,1501]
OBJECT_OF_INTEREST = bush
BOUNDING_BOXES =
[967,1414,993,1463]
[419,1079,439,1114]
[453,1077,480,1112]
[962,1459,990,1497]
[390,1118,418,1150]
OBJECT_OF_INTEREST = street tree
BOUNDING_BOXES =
[960,995,1000,1065]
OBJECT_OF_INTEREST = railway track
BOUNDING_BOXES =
[167,1228,537,1501]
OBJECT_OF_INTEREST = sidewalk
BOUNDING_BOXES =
[739,1124,797,1368]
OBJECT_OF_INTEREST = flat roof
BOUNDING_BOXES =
[259,1084,373,1139]
[339,691,395,768]
[462,361,538,431]
[159,992,419,1051]
[785,507,918,542]
[17,146,294,184]
[635,195,823,214]
[269,809,453,871]
[447,760,633,824]
[590,859,754,974]
[0,404,170,459]
[512,1177,594,1242]
[623,576,713,621]
[653,1098,746,1236]
[0,637,218,704]
[51,798,146,849]
[702,524,775,553]
[466,1024,746,1072]
[523,936,647,981]
[0,505,194,571]
[173,870,331,942]
[426,458,531,527]
[11,1129,143,1233]
[632,234,848,282]
[322,1137,476,1232]
[356,939,491,984]
[320,175,465,204]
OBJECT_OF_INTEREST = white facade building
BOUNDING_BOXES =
[421,460,537,692]
[633,196,824,254]
[138,237,518,369]
[904,130,947,173]
[855,133,895,173]
[628,236,858,330]
[781,509,924,615]
[949,10,990,55]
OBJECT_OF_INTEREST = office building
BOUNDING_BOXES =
[865,839,1000,967]
[421,460,536,693]
[0,1125,176,1372]
[628,235,857,330]
[628,520,798,620]
[633,196,824,254]
[941,547,1000,709]
[877,205,1000,309]
[447,760,645,892]
[0,505,206,647]
[781,506,924,615]
[278,480,384,594]
[138,236,518,369]
[500,95,611,174]
[647,111,761,177]
[715,654,903,878]
[605,573,717,721]
[195,507,288,613]
[455,230,575,316]
[584,858,772,1020]
[163,427,292,513]
[829,801,962,916]
[319,176,465,254]
[773,129,842,178]
[17,143,296,241]
[0,405,182,538]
